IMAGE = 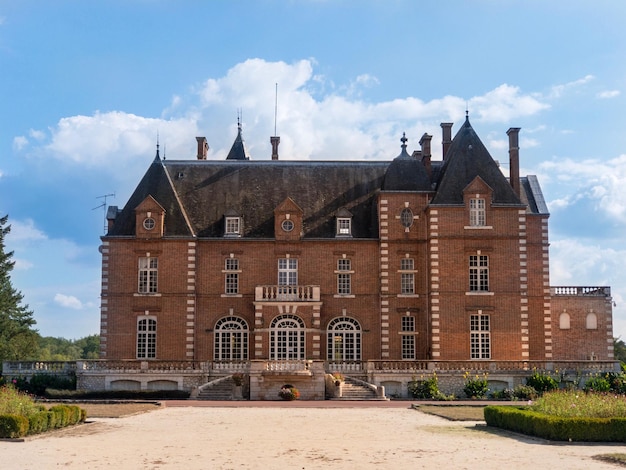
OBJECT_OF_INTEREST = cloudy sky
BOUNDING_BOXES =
[1,1,626,340]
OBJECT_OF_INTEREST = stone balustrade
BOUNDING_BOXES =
[255,285,321,302]
[551,286,611,296]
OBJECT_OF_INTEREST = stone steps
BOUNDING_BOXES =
[196,377,236,400]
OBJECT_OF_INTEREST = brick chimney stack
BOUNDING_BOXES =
[196,137,208,160]
[270,136,280,160]
[507,127,521,197]
[441,123,453,160]
[419,133,432,177]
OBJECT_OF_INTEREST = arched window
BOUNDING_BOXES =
[327,317,361,361]
[559,312,570,330]
[214,316,249,360]
[137,317,157,359]
[270,315,305,360]
[586,312,598,330]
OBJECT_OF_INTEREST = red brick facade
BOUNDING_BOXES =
[99,120,615,365]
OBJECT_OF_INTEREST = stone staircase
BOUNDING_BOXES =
[196,377,237,400]
[335,376,387,400]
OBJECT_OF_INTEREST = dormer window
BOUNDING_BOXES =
[224,212,242,238]
[469,198,486,226]
[336,208,353,237]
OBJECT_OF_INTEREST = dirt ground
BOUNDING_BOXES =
[2,401,623,469]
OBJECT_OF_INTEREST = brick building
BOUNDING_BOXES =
[91,116,616,398]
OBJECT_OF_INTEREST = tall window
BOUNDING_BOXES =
[400,258,415,294]
[225,216,241,237]
[214,316,248,360]
[401,316,416,359]
[470,314,490,359]
[327,317,361,361]
[270,315,305,360]
[137,317,157,359]
[138,257,158,294]
[336,258,352,295]
[224,258,239,294]
[469,255,489,292]
[469,198,486,226]
[278,258,297,286]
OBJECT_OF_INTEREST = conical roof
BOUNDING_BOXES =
[106,148,193,236]
[431,117,522,205]
[382,133,432,191]
[226,122,250,160]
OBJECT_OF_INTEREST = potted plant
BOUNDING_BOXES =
[278,384,300,401]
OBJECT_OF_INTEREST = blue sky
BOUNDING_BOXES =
[1,0,626,340]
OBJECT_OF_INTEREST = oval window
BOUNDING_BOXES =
[400,208,413,228]
[281,219,294,232]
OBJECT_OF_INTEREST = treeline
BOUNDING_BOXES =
[37,334,100,361]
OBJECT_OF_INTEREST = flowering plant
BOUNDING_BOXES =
[332,372,345,386]
[278,384,300,400]
[463,371,489,399]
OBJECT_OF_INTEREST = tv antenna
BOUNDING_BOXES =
[93,193,115,234]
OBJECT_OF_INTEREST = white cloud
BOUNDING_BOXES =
[540,154,626,222]
[29,129,46,140]
[54,293,83,310]
[550,238,626,339]
[597,90,620,99]
[549,75,595,99]
[6,218,47,243]
[13,135,28,151]
[471,84,550,122]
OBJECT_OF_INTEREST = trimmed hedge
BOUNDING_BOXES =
[484,406,626,442]
[45,389,190,400]
[0,405,86,438]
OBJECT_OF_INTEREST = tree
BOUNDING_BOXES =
[0,214,39,361]
[615,337,626,366]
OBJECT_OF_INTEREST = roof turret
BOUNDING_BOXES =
[381,133,432,191]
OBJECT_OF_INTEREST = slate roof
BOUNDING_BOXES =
[107,120,548,239]
[225,123,250,161]
[382,133,432,191]
[430,117,524,206]
[109,158,388,238]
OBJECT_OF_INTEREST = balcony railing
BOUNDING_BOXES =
[255,285,320,302]
[551,286,611,297]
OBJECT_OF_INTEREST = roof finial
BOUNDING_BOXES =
[465,103,469,121]
[155,130,161,160]
[400,132,408,151]
[237,109,242,131]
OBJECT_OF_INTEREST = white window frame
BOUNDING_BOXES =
[138,257,158,294]
[278,258,298,286]
[469,255,489,292]
[327,317,361,361]
[399,258,415,295]
[470,314,490,359]
[469,198,486,226]
[137,317,157,359]
[224,258,240,295]
[214,316,248,360]
[336,217,352,236]
[270,315,305,360]
[225,216,241,237]
[336,258,352,295]
[401,316,416,359]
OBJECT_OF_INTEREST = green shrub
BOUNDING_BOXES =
[27,411,50,435]
[0,414,29,438]
[484,405,626,442]
[463,372,489,399]
[49,405,71,428]
[525,370,558,394]
[584,376,611,393]
[513,384,538,400]
[44,389,190,400]
[408,376,439,399]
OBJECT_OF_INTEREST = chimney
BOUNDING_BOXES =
[507,127,521,197]
[419,133,432,177]
[270,135,280,160]
[196,137,208,160]
[441,123,453,160]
